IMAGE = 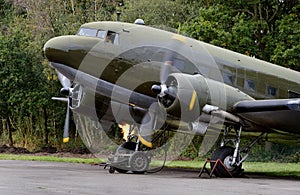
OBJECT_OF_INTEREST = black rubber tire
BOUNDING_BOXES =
[210,146,243,177]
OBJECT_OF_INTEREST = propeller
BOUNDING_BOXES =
[138,36,185,147]
[151,45,176,98]
[151,36,185,104]
[55,70,72,143]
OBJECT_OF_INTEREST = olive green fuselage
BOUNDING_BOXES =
[44,21,300,102]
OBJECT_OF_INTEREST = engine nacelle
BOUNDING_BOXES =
[160,73,253,122]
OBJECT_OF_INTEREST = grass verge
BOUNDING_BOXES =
[0,153,104,164]
[243,162,300,178]
[0,154,299,178]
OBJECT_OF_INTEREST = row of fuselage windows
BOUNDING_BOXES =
[77,28,119,45]
[223,72,278,97]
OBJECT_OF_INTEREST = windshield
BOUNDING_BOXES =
[77,28,108,38]
[77,27,119,45]
[77,28,98,37]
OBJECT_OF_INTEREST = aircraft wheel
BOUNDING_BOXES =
[210,146,243,177]
[129,151,149,174]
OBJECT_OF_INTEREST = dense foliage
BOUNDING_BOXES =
[0,0,299,160]
[180,0,299,70]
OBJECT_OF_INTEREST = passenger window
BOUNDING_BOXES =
[223,72,234,85]
[244,79,256,91]
[267,86,277,96]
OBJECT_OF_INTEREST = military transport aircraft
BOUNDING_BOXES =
[43,21,300,177]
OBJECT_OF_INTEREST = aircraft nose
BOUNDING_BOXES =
[43,36,71,63]
[43,35,93,69]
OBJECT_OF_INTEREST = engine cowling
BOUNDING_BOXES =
[160,73,209,122]
[159,73,254,122]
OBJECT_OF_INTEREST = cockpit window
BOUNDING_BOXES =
[105,31,119,45]
[97,30,106,39]
[77,28,107,38]
[77,28,119,45]
[77,28,98,37]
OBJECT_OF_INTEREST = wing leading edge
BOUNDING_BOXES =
[233,99,300,134]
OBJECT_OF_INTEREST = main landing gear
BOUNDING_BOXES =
[210,125,264,177]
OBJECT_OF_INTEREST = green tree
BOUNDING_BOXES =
[181,0,299,69]
[0,1,66,148]
[0,0,124,149]
[270,4,299,70]
[121,0,202,29]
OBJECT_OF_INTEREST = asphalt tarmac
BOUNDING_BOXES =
[0,160,299,195]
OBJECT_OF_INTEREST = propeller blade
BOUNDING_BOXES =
[160,60,172,84]
[51,97,69,102]
[139,116,155,148]
[63,98,70,143]
[139,103,166,148]
[160,35,186,84]
[54,70,72,143]
[56,70,71,88]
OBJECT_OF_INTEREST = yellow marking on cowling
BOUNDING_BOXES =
[189,90,197,111]
[138,135,153,148]
[63,137,70,143]
[129,103,136,107]
[172,34,186,42]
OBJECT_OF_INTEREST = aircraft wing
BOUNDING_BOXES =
[51,62,156,109]
[52,62,300,136]
[233,98,300,134]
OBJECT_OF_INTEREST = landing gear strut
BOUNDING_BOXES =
[210,146,243,177]
[210,125,264,177]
